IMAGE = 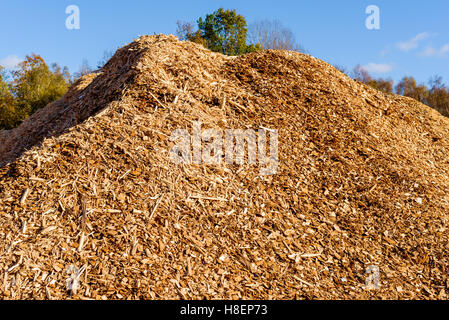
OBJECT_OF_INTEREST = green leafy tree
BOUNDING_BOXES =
[0,66,19,130]
[245,42,263,53]
[10,54,69,118]
[197,8,254,55]
[177,9,267,55]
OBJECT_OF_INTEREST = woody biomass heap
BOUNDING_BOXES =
[0,35,448,299]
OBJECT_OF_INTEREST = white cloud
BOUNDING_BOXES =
[420,44,449,58]
[380,47,391,57]
[0,55,22,69]
[397,32,432,52]
[362,63,393,74]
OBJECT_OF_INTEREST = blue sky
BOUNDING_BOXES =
[1,0,448,85]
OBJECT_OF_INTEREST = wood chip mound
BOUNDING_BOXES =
[1,34,449,300]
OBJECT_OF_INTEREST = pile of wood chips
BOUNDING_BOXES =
[1,35,449,300]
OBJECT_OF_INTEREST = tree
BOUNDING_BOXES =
[197,8,252,56]
[10,54,69,118]
[97,50,114,69]
[176,21,195,41]
[176,20,207,47]
[351,65,393,93]
[245,42,263,53]
[366,78,394,93]
[427,75,449,116]
[0,66,19,130]
[177,9,266,55]
[248,19,304,52]
[352,65,372,83]
[334,65,348,75]
[52,63,72,84]
[428,75,446,92]
[395,76,428,103]
[74,59,93,80]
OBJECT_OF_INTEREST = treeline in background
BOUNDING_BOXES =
[348,64,449,117]
[1,8,448,131]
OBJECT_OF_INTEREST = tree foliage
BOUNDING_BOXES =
[10,54,69,116]
[1,54,70,130]
[177,8,262,56]
[197,8,250,55]
[0,66,18,130]
[395,76,428,102]
[367,78,394,94]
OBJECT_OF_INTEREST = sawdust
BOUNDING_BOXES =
[0,35,449,300]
